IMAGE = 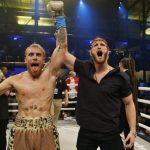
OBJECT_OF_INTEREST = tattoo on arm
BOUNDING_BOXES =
[42,61,50,70]
[57,28,67,43]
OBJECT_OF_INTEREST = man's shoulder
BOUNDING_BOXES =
[65,77,70,82]
[116,71,130,82]
[9,71,27,81]
[75,59,90,65]
[75,59,93,71]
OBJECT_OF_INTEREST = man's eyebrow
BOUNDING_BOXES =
[92,40,107,45]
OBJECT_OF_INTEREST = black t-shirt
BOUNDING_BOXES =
[74,59,132,133]
[0,80,9,119]
[53,77,67,99]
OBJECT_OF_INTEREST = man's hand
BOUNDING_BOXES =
[47,0,64,18]
[63,100,69,107]
[47,0,67,44]
[124,132,136,149]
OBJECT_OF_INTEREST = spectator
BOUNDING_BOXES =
[119,57,138,150]
[52,70,69,126]
[65,71,79,116]
[0,66,9,150]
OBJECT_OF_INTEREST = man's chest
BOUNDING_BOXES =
[80,76,122,95]
[14,79,51,96]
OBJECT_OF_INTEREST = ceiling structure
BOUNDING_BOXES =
[0,0,150,70]
[122,0,150,35]
[123,0,150,21]
[0,0,53,35]
[0,0,150,36]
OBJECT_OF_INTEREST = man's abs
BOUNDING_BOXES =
[17,103,51,118]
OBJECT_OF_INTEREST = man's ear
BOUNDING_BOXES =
[108,50,111,56]
[24,57,27,64]
[43,57,46,63]
[89,50,92,56]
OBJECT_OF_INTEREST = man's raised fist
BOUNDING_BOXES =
[47,1,64,18]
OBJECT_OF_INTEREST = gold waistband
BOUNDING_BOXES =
[15,114,53,129]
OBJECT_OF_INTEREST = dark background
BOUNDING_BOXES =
[0,0,150,71]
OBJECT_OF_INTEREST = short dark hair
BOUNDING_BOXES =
[90,36,109,49]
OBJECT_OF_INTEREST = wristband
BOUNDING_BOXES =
[56,16,66,29]
[129,131,137,137]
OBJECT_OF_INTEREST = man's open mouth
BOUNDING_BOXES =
[97,51,103,57]
[31,63,39,72]
[31,63,39,67]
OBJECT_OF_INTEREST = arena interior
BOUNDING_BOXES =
[0,0,150,150]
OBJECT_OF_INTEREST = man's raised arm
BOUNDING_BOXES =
[47,0,76,70]
[47,0,67,45]
[46,1,67,69]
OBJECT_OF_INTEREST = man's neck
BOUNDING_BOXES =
[94,62,110,73]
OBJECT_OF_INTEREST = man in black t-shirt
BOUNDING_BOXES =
[52,75,68,126]
[0,67,9,150]
[63,37,136,150]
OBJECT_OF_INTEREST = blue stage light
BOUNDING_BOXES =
[80,0,83,5]
[118,2,128,19]
[12,35,22,41]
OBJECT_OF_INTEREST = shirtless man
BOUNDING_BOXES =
[0,1,67,150]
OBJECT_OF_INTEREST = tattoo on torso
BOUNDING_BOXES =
[24,104,38,111]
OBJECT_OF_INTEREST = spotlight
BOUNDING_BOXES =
[13,36,18,40]
[80,0,83,5]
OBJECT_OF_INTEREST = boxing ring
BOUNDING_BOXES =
[138,87,150,131]
[7,86,150,150]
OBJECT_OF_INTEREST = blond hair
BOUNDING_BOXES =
[25,43,46,56]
